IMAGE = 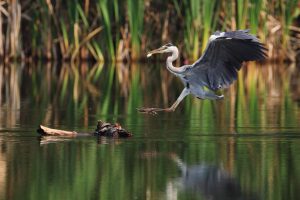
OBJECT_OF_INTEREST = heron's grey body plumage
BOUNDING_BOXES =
[139,30,267,114]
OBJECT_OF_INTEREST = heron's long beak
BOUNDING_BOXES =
[147,46,167,58]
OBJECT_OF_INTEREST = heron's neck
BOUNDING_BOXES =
[166,48,183,74]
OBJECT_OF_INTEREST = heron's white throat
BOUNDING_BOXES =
[147,53,152,58]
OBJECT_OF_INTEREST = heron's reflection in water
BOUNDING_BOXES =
[168,155,258,200]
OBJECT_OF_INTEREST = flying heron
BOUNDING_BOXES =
[138,30,267,114]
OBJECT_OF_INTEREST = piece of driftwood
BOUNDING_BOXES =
[37,120,132,138]
[37,125,78,136]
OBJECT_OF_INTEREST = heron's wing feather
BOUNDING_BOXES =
[187,30,267,90]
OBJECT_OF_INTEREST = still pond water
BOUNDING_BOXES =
[0,62,300,200]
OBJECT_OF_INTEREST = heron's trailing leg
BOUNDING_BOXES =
[138,88,190,115]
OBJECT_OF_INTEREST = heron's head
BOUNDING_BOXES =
[147,43,177,58]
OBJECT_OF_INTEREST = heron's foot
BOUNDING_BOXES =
[137,107,172,115]
[137,107,160,115]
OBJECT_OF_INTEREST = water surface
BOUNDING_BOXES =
[0,62,300,200]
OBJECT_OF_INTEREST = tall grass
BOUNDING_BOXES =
[173,0,201,60]
[127,0,144,60]
[0,0,298,62]
[236,0,249,29]
[248,0,263,34]
[280,0,298,57]
[0,0,22,61]
[201,0,219,51]
[97,0,115,60]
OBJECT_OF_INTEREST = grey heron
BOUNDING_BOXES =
[138,30,267,114]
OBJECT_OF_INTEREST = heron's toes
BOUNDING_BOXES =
[137,108,158,115]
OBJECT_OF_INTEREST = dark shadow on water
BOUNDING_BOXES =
[171,155,259,200]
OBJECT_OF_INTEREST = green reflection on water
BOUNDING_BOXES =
[0,62,300,200]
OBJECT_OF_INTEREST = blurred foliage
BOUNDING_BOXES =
[0,0,299,62]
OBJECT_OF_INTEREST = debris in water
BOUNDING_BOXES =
[94,120,132,138]
[37,120,132,138]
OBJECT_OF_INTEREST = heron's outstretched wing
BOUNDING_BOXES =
[186,30,267,91]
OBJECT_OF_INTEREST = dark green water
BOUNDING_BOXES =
[0,62,300,200]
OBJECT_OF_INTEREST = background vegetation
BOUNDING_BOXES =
[0,0,299,62]
[1,1,300,199]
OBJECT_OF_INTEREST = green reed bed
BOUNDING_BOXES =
[98,0,115,61]
[127,0,144,60]
[0,0,299,62]
[179,0,202,60]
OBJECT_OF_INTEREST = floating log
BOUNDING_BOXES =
[37,125,77,136]
[37,120,132,138]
